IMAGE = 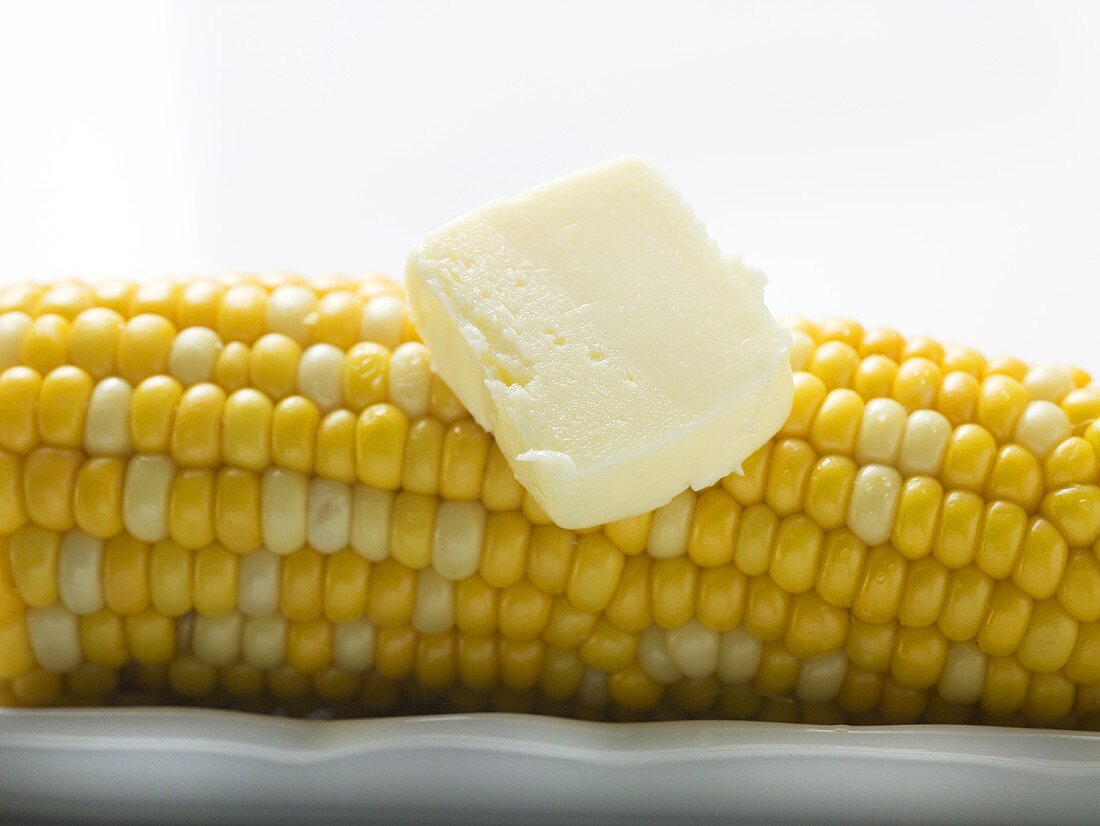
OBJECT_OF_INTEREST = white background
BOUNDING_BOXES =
[0,0,1097,366]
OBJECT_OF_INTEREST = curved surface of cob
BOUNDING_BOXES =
[1,275,1099,728]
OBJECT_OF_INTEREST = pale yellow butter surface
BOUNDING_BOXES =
[406,157,792,529]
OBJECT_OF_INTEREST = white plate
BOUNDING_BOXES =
[2,709,1099,824]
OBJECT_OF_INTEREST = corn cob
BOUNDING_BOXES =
[1,276,1099,728]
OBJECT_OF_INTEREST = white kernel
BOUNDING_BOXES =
[26,605,82,673]
[637,626,683,684]
[298,343,344,411]
[241,614,286,669]
[412,568,456,633]
[350,485,393,561]
[360,294,407,349]
[1014,400,1072,460]
[665,619,720,679]
[646,489,695,558]
[57,530,104,615]
[847,464,903,546]
[168,327,220,385]
[717,627,763,684]
[854,398,907,466]
[1024,366,1075,403]
[0,312,31,371]
[192,612,243,667]
[266,285,318,345]
[122,454,174,543]
[897,409,952,477]
[796,650,848,703]
[938,642,987,705]
[238,548,280,617]
[333,619,376,672]
[84,377,133,456]
[306,478,352,554]
[432,500,487,580]
[388,342,432,418]
[261,468,308,555]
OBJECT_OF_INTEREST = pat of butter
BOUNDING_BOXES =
[406,157,793,529]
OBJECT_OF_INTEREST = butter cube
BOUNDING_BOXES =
[406,157,792,529]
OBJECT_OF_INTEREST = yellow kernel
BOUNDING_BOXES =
[1059,550,1100,623]
[978,579,1032,656]
[24,447,81,531]
[168,469,215,550]
[342,342,390,410]
[980,655,1029,718]
[314,290,363,349]
[769,515,823,594]
[933,490,984,569]
[940,424,997,492]
[440,419,491,501]
[367,559,416,628]
[605,555,652,632]
[221,389,272,472]
[808,341,860,389]
[818,318,863,348]
[481,443,524,512]
[847,618,896,673]
[604,511,652,556]
[102,534,149,615]
[149,539,192,617]
[22,314,70,375]
[894,357,942,410]
[129,376,183,454]
[780,373,827,439]
[745,575,790,642]
[37,366,92,447]
[721,443,771,506]
[809,389,864,456]
[852,544,906,624]
[171,384,225,468]
[938,565,994,642]
[1044,437,1099,488]
[249,333,301,399]
[68,308,123,379]
[499,580,552,641]
[567,533,624,613]
[9,525,60,607]
[765,438,816,517]
[355,403,408,490]
[280,547,324,622]
[785,591,848,658]
[815,528,867,608]
[389,491,436,569]
[1016,598,1077,674]
[324,549,370,622]
[315,410,357,483]
[0,367,42,453]
[890,476,943,561]
[1040,484,1100,548]
[73,457,125,539]
[897,555,949,628]
[192,544,238,616]
[853,355,899,401]
[217,284,267,344]
[177,280,225,330]
[650,556,697,629]
[891,625,948,690]
[687,488,740,567]
[974,500,1028,579]
[977,374,1029,443]
[986,444,1044,511]
[213,468,262,554]
[859,328,904,360]
[117,314,175,384]
[942,345,987,378]
[1012,516,1068,600]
